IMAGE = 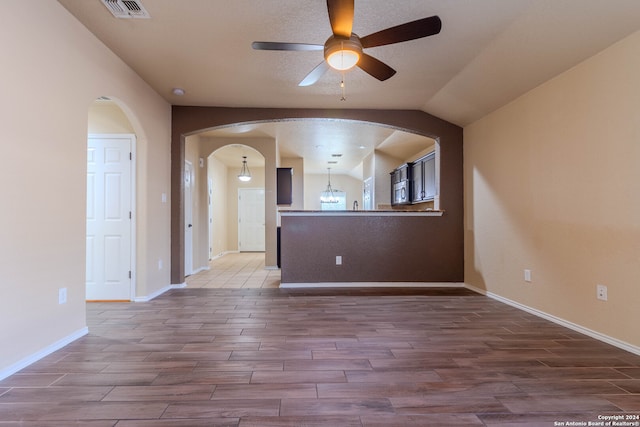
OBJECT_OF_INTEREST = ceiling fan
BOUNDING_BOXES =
[252,0,442,86]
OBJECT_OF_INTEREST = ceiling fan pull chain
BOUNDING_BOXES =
[340,71,347,101]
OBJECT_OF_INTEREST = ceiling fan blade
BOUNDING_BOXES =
[360,15,441,48]
[299,61,330,86]
[327,0,354,38]
[357,53,396,81]
[252,41,323,51]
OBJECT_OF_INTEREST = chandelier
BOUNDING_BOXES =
[320,168,339,203]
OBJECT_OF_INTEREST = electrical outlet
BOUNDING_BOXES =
[336,255,342,265]
[596,284,608,301]
[58,288,67,305]
[524,269,532,282]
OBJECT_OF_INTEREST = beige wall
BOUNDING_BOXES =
[88,102,135,134]
[374,151,403,208]
[207,155,228,259]
[0,1,171,375]
[464,30,640,348]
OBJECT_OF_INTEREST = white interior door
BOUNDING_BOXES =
[238,188,265,252]
[86,135,133,301]
[184,161,194,275]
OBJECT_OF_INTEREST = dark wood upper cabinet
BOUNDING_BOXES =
[277,167,293,205]
[411,152,436,203]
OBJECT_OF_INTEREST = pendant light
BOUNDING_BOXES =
[238,156,251,182]
[320,168,339,203]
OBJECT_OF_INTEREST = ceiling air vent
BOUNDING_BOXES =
[100,0,150,19]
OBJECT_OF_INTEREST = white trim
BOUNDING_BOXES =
[0,327,89,381]
[130,135,137,302]
[133,283,186,303]
[190,266,210,275]
[464,283,640,356]
[210,251,239,262]
[280,282,465,289]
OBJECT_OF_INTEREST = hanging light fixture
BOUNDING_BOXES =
[238,156,251,182]
[320,168,339,203]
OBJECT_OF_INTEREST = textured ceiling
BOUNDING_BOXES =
[62,0,640,173]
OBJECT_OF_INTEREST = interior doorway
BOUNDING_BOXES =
[205,144,266,260]
[86,134,135,301]
[184,160,194,276]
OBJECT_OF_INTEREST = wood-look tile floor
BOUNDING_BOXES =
[1,256,639,426]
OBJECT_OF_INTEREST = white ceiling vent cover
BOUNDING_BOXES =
[100,0,150,19]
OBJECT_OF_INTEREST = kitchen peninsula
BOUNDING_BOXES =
[279,209,463,286]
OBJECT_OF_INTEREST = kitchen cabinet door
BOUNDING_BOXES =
[423,155,436,200]
[277,167,293,205]
[409,152,435,204]
[411,161,424,202]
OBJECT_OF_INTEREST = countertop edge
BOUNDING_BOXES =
[279,210,444,217]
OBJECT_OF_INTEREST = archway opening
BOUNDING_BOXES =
[184,134,267,276]
[170,107,463,285]
[86,97,136,301]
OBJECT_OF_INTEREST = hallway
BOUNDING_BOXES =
[185,252,281,289]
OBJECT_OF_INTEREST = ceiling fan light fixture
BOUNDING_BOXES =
[326,48,359,71]
[324,36,362,71]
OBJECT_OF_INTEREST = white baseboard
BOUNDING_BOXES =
[464,283,640,356]
[190,266,210,275]
[133,283,186,302]
[210,251,239,262]
[0,327,89,381]
[280,282,466,289]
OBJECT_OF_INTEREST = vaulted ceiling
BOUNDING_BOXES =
[61,0,640,173]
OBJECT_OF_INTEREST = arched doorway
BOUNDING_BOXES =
[209,145,265,257]
[170,107,464,285]
[86,97,136,301]
[184,136,267,274]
